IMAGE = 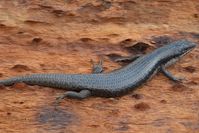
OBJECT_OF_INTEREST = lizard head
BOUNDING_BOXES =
[162,39,196,59]
[174,39,196,57]
[157,39,196,67]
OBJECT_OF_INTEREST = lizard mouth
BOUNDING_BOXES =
[164,46,195,67]
[180,46,195,57]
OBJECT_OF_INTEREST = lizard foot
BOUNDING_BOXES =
[55,90,91,105]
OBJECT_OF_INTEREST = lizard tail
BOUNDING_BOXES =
[0,77,21,86]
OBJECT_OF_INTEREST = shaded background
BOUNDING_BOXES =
[0,0,198,133]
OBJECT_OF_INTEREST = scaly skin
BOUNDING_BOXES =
[0,40,196,98]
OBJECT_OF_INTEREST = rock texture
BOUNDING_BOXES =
[0,0,198,133]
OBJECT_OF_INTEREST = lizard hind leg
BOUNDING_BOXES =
[55,90,91,104]
[90,57,104,74]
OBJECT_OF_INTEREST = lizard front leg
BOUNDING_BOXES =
[160,65,184,82]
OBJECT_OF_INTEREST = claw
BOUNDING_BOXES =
[54,93,67,105]
[174,77,186,83]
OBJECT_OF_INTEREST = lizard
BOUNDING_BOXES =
[0,40,196,103]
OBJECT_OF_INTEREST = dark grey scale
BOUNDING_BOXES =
[0,40,196,102]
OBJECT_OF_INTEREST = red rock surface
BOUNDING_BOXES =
[0,0,198,133]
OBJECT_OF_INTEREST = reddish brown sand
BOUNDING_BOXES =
[0,0,198,133]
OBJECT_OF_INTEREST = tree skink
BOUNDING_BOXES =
[0,40,196,100]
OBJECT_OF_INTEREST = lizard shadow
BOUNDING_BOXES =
[36,105,77,131]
